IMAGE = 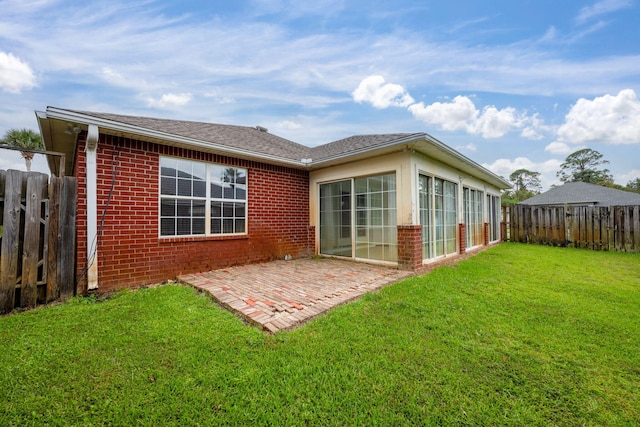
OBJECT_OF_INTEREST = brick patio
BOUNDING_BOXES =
[178,258,414,333]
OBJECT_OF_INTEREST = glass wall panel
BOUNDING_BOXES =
[464,187,484,248]
[444,181,458,254]
[419,175,432,259]
[487,194,500,242]
[354,174,397,262]
[426,177,458,258]
[319,180,352,257]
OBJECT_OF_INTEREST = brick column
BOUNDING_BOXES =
[397,225,422,271]
[483,222,490,245]
[459,223,466,254]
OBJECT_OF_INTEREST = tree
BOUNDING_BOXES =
[556,148,613,185]
[1,128,44,172]
[626,177,640,194]
[508,168,542,202]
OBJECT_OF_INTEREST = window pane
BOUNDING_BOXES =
[161,177,176,195]
[176,159,192,178]
[211,218,222,234]
[192,218,205,234]
[161,199,176,216]
[235,219,246,233]
[177,178,192,197]
[160,157,177,177]
[235,184,247,200]
[235,203,246,217]
[177,200,191,217]
[211,183,222,198]
[193,200,206,217]
[223,219,234,233]
[177,218,191,235]
[223,184,234,199]
[223,203,233,217]
[193,180,206,197]
[161,218,175,236]
[211,201,222,217]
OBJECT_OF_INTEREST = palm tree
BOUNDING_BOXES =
[1,128,44,172]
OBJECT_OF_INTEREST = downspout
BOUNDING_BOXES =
[85,124,99,290]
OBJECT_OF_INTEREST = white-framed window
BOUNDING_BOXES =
[159,157,247,237]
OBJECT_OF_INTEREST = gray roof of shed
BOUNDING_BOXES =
[521,182,640,206]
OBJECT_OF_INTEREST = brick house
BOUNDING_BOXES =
[36,107,510,293]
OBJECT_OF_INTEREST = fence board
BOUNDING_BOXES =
[46,177,61,302]
[20,173,47,307]
[507,203,640,253]
[633,206,640,252]
[0,170,23,313]
[57,177,77,300]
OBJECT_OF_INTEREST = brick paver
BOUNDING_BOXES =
[178,258,413,332]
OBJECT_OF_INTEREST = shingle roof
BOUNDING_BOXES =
[311,133,421,161]
[69,110,313,162]
[63,109,425,163]
[521,182,640,206]
[38,107,511,188]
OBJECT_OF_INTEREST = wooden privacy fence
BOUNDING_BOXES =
[0,170,77,313]
[505,204,640,252]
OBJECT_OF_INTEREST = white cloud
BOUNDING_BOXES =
[455,143,477,152]
[544,141,575,155]
[352,75,415,109]
[408,96,476,132]
[555,89,640,145]
[616,168,640,184]
[276,120,302,130]
[0,52,37,93]
[147,92,193,108]
[575,0,631,24]
[408,95,534,139]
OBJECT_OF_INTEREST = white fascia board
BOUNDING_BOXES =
[310,133,425,167]
[42,108,306,168]
[422,133,512,189]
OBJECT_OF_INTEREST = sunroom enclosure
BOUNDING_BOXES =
[313,151,504,269]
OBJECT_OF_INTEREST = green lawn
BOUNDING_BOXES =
[1,243,638,426]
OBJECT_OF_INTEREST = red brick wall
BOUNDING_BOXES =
[74,134,312,293]
[458,223,467,254]
[483,222,490,246]
[397,225,423,270]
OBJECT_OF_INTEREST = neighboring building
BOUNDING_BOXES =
[521,182,640,207]
[36,107,510,293]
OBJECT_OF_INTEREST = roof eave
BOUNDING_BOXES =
[40,107,308,172]
[311,132,511,190]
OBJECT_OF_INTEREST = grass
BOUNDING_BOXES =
[0,243,638,426]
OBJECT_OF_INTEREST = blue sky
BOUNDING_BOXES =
[1,0,639,189]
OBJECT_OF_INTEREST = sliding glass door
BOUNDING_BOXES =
[420,175,458,260]
[319,180,352,256]
[319,173,397,262]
